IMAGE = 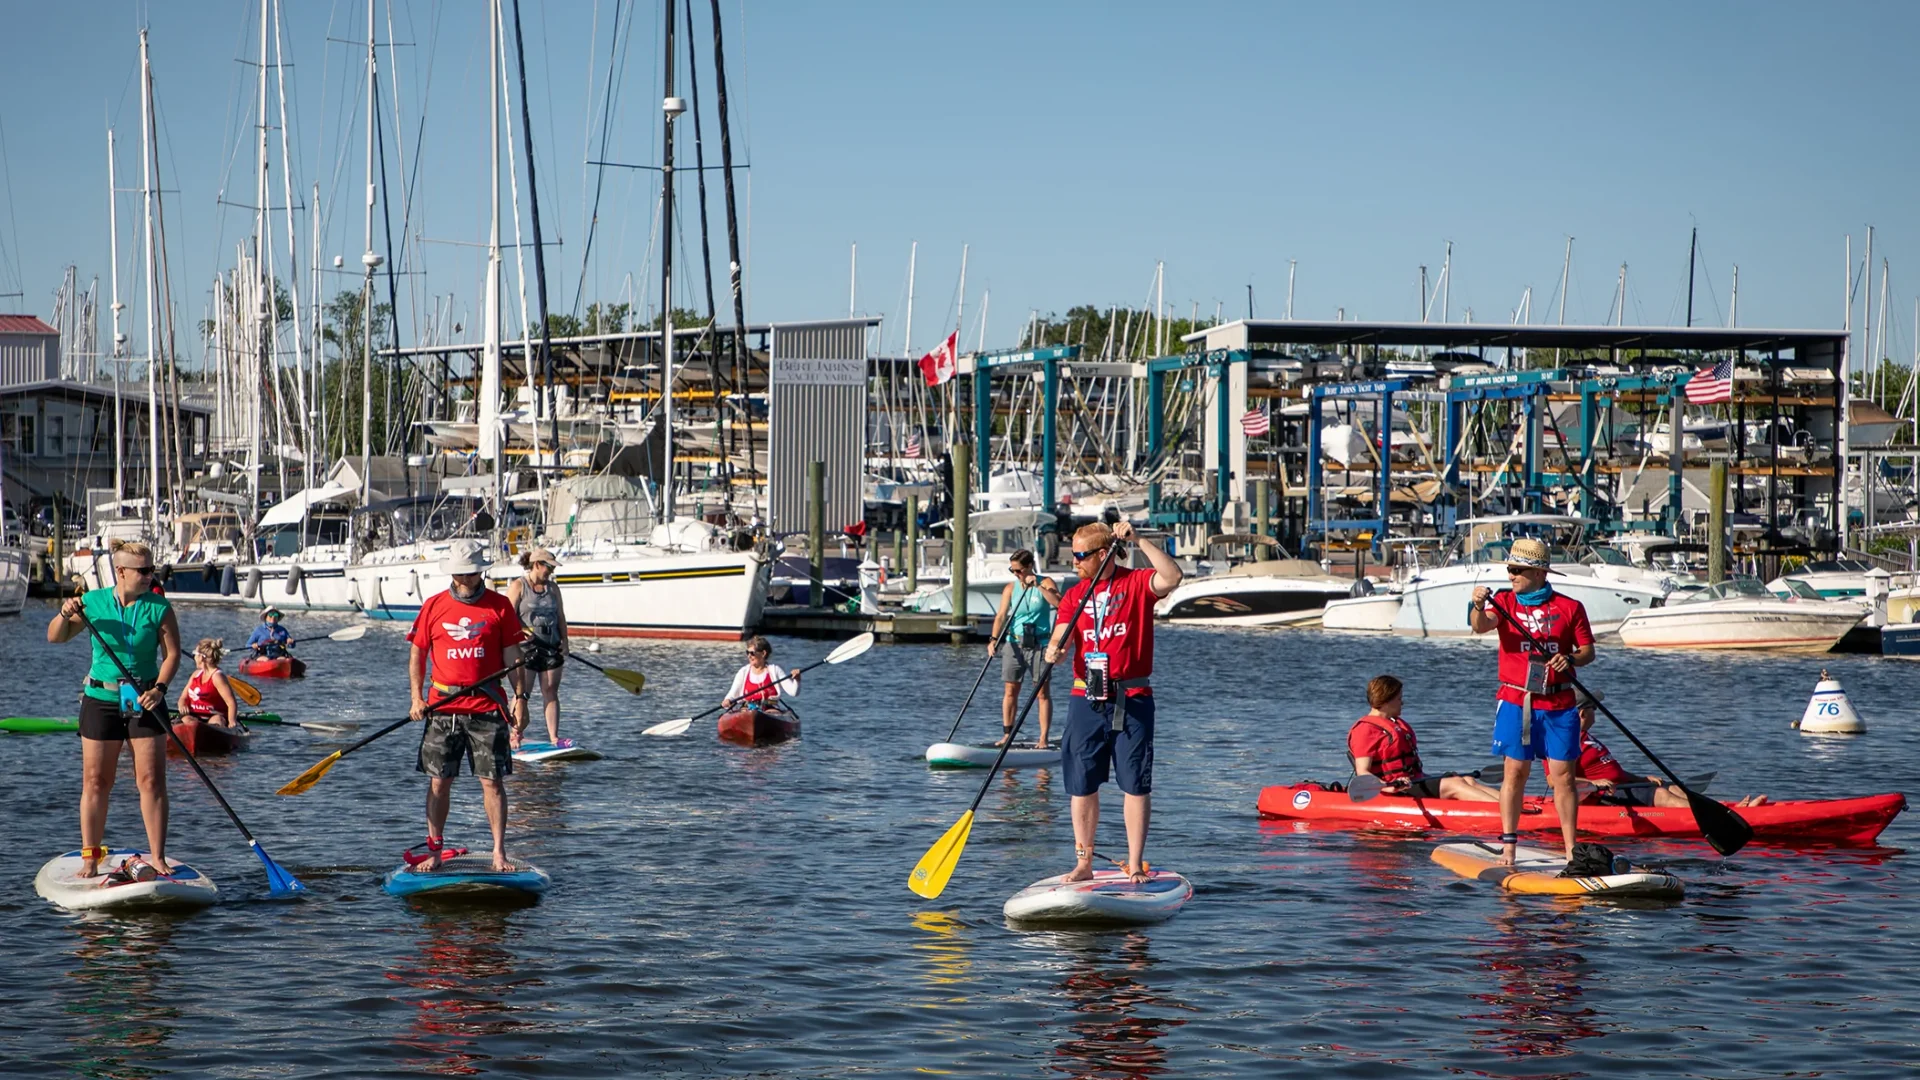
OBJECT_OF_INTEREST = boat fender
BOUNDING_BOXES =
[219,564,237,596]
[1796,668,1865,734]
[367,576,384,610]
[348,578,363,610]
[285,564,304,595]
[243,567,262,598]
[408,570,419,598]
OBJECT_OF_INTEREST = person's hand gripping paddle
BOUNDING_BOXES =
[71,607,306,897]
[909,542,1119,899]
[1481,590,1752,855]
[640,633,874,737]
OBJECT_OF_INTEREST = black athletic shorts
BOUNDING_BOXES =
[77,694,168,742]
[1400,775,1447,800]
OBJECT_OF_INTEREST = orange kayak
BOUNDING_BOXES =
[717,708,800,746]
[239,655,306,679]
[170,718,251,756]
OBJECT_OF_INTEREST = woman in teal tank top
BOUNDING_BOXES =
[47,540,182,880]
[987,549,1061,749]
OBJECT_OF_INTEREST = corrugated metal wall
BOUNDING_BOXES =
[0,334,57,387]
[769,320,871,534]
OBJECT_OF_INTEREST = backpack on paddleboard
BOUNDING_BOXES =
[1560,841,1629,878]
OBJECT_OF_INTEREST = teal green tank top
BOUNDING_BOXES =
[1006,577,1055,638]
[80,588,172,702]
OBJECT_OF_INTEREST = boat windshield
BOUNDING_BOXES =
[1806,559,1874,574]
[1696,577,1773,601]
[1584,547,1634,567]
[1783,578,1826,600]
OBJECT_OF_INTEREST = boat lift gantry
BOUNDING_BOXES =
[1308,377,1417,554]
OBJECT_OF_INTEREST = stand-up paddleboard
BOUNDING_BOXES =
[512,740,603,764]
[3,712,282,735]
[381,851,550,899]
[925,742,1059,769]
[34,849,219,912]
[1003,867,1193,926]
[1431,842,1684,899]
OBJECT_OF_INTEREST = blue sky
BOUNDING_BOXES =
[0,1,1915,364]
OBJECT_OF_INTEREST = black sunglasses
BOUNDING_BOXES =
[1071,549,1107,561]
[118,565,155,576]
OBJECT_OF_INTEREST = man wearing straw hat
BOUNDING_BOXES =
[1469,537,1594,870]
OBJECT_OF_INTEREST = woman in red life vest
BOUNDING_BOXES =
[1042,518,1182,885]
[1469,537,1594,870]
[721,636,799,714]
[1349,675,1498,801]
[1573,688,1767,808]
[174,638,240,727]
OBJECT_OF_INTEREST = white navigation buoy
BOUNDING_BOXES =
[586,640,603,653]
[1796,669,1865,734]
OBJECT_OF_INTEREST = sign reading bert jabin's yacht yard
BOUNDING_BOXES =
[775,355,866,386]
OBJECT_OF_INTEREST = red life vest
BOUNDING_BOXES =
[1576,733,1634,784]
[183,671,224,717]
[741,667,780,704]
[1349,714,1424,783]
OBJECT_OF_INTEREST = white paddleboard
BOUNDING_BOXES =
[925,742,1059,769]
[512,741,603,764]
[1431,842,1685,899]
[382,851,551,898]
[34,849,219,912]
[1003,867,1193,926]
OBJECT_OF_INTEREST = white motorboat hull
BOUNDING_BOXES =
[1320,592,1402,631]
[1157,571,1353,627]
[0,546,28,615]
[1617,600,1863,652]
[1392,567,1664,637]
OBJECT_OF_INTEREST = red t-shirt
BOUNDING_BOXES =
[1347,714,1424,782]
[408,589,524,713]
[1058,565,1159,697]
[1575,733,1634,784]
[1490,589,1593,711]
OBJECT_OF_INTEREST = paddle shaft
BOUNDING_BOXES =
[333,655,538,761]
[708,648,849,716]
[943,621,1011,743]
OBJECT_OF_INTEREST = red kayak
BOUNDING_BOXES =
[717,708,800,746]
[240,655,306,679]
[170,718,251,756]
[1256,782,1907,845]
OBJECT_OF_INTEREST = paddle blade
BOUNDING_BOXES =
[276,751,343,796]
[603,667,646,695]
[1687,787,1753,856]
[642,717,693,737]
[908,810,975,899]
[1347,774,1386,803]
[228,677,264,707]
[250,839,307,897]
[826,631,877,664]
[329,625,369,642]
[300,721,359,735]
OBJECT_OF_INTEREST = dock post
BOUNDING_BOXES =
[1254,479,1271,561]
[808,460,826,607]
[1708,457,1727,584]
[907,494,920,593]
[950,440,971,643]
[891,528,902,580]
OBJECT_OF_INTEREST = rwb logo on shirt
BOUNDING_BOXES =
[442,617,486,642]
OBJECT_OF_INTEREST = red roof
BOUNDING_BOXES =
[0,315,56,335]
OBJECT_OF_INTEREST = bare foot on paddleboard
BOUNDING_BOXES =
[491,851,518,873]
[1064,858,1094,883]
[1496,846,1517,867]
[1125,862,1151,884]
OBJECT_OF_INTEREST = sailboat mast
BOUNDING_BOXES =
[359,0,380,505]
[659,0,681,523]
[254,0,271,514]
[1685,225,1697,327]
[106,128,126,507]
[480,0,503,506]
[138,29,161,534]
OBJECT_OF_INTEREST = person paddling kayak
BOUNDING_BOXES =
[1469,537,1594,871]
[1349,675,1499,801]
[248,608,293,659]
[1043,519,1181,885]
[1573,688,1768,808]
[47,539,182,881]
[407,542,526,873]
[721,636,799,715]
[987,548,1060,749]
[175,638,240,727]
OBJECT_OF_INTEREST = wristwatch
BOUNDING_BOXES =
[153,682,169,695]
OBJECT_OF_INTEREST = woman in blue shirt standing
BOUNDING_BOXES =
[47,540,182,881]
[987,549,1060,749]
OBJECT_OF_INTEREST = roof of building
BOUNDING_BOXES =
[0,378,213,414]
[0,315,57,336]
[1187,318,1848,356]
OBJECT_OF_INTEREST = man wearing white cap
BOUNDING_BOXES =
[406,540,527,872]
[1469,537,1594,870]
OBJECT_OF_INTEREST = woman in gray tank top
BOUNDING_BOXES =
[506,548,570,747]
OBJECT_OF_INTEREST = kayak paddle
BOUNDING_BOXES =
[72,607,305,898]
[1348,769,1717,803]
[642,632,874,737]
[288,625,370,647]
[553,642,646,695]
[225,674,265,707]
[1481,592,1753,855]
[276,655,535,795]
[910,543,1119,900]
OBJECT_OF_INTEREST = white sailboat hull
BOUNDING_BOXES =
[490,547,769,640]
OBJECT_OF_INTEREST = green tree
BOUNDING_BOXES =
[319,289,401,461]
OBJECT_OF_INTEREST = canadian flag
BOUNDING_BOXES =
[917,331,958,387]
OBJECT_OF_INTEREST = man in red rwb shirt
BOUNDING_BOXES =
[406,542,527,872]
[1043,518,1181,885]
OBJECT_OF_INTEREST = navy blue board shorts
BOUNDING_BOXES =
[1491,699,1580,762]
[1061,693,1154,797]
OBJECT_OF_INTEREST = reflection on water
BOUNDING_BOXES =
[1465,903,1603,1062]
[1046,932,1191,1080]
[910,911,975,994]
[387,910,544,1076]
[62,917,181,1080]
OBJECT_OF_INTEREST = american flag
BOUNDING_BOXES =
[902,433,922,458]
[1685,355,1734,404]
[1240,407,1271,438]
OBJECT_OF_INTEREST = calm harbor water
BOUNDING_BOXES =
[1,601,1916,1078]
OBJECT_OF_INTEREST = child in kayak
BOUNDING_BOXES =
[1574,689,1767,807]
[1349,675,1500,801]
[722,636,799,715]
[175,638,240,727]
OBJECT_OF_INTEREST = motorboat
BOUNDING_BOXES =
[1157,555,1356,627]
[0,545,27,615]
[1391,515,1670,637]
[1320,537,1445,632]
[1766,558,1876,602]
[901,509,1056,617]
[1617,577,1865,652]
